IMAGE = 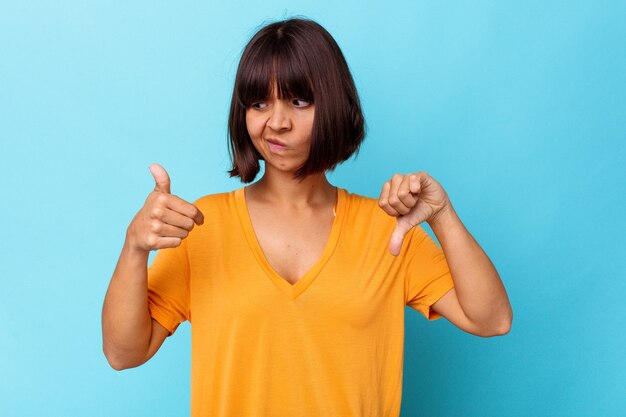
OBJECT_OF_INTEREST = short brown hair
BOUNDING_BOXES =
[227,17,366,183]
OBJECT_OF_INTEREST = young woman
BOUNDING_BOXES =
[102,17,512,417]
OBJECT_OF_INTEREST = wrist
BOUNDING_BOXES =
[427,200,456,231]
[123,231,150,260]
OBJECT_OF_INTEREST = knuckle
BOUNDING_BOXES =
[156,193,168,205]
[150,221,162,233]
[388,196,399,205]
[151,207,164,219]
[392,173,403,181]
[378,198,387,208]
[145,234,158,249]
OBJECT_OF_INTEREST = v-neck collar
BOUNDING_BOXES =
[234,186,347,300]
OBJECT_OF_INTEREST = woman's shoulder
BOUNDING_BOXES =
[342,187,379,207]
[342,188,393,222]
[191,188,239,211]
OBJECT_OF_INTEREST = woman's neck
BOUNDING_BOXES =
[246,166,336,209]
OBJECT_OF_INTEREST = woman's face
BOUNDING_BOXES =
[245,83,315,174]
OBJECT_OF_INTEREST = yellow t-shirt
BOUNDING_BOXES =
[147,186,454,417]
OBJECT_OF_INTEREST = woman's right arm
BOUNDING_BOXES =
[102,240,169,370]
[101,164,204,370]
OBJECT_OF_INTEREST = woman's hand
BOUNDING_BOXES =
[378,171,451,256]
[126,163,205,254]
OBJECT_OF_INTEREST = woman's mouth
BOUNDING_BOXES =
[266,139,287,153]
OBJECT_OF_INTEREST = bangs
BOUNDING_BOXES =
[236,37,315,108]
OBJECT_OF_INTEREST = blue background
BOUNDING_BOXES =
[1,1,624,416]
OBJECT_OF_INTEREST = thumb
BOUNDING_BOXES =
[388,219,413,256]
[149,163,171,194]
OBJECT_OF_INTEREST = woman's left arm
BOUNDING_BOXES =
[379,172,513,337]
[428,203,513,337]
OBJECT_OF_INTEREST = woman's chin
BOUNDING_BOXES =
[263,160,307,175]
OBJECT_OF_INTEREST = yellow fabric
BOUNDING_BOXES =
[147,186,455,417]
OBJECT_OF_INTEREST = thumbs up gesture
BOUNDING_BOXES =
[126,163,205,253]
[378,172,451,256]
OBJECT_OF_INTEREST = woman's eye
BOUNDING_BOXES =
[292,98,311,107]
[251,102,267,110]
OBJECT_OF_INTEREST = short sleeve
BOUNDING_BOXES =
[404,225,455,320]
[147,238,190,335]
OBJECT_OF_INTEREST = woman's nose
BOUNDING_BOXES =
[266,101,291,131]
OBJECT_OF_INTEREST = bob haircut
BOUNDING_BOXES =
[227,17,366,183]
